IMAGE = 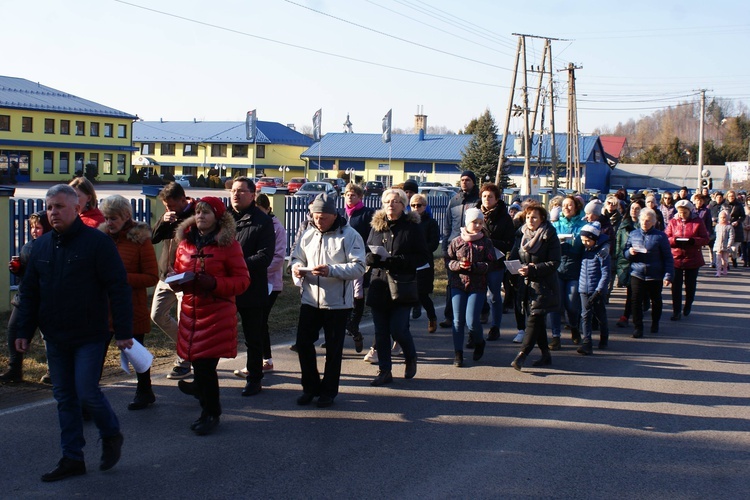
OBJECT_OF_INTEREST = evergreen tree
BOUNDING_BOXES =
[460,109,507,187]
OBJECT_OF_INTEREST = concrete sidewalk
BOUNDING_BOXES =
[1,266,749,498]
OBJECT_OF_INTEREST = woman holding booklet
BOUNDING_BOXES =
[624,208,674,338]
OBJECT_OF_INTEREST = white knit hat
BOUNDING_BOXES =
[465,207,484,223]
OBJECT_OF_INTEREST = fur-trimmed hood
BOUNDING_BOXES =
[175,211,237,247]
[98,220,152,245]
[370,209,421,232]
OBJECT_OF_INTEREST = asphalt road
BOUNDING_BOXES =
[1,263,748,498]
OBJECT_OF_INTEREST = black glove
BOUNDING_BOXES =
[589,291,602,305]
[365,253,382,268]
[195,272,217,292]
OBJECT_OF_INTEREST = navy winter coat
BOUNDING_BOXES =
[579,234,610,295]
[624,227,674,282]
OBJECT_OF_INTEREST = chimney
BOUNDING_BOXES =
[414,105,427,134]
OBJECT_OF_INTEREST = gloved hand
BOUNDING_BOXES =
[366,253,383,268]
[589,290,602,305]
[194,272,217,292]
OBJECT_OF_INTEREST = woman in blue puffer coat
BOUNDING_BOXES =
[624,208,674,339]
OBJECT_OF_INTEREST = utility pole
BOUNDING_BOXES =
[495,33,564,195]
[697,89,706,191]
[560,63,582,192]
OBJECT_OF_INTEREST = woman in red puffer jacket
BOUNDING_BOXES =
[170,197,250,436]
[665,199,710,321]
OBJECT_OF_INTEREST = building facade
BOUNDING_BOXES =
[0,76,137,183]
[132,120,314,181]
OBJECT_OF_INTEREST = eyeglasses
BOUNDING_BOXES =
[410,204,423,208]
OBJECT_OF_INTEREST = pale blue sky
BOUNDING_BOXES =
[6,0,749,135]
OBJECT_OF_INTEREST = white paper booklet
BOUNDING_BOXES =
[504,260,524,275]
[120,339,154,374]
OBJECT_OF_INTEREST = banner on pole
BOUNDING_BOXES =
[246,109,257,141]
[312,108,322,142]
[382,109,392,144]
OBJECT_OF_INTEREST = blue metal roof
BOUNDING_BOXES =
[302,133,473,161]
[302,132,603,164]
[133,121,314,147]
[0,75,136,119]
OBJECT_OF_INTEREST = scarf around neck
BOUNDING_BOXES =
[345,201,364,217]
[461,227,484,242]
[521,224,546,254]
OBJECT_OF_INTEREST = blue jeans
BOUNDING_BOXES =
[549,278,580,337]
[580,292,609,343]
[450,288,485,352]
[372,306,416,372]
[486,269,505,329]
[45,339,120,461]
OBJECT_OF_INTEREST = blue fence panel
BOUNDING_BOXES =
[282,194,450,257]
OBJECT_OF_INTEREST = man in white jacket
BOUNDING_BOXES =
[291,193,366,408]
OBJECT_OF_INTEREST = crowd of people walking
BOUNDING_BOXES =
[1,176,745,482]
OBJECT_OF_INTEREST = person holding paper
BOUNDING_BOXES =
[290,193,365,407]
[510,204,561,371]
[366,189,428,386]
[624,208,674,338]
[99,195,159,410]
[665,200,709,320]
[614,199,646,328]
[15,185,133,481]
[447,208,496,367]
[171,197,250,435]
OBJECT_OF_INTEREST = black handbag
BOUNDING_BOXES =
[386,271,418,304]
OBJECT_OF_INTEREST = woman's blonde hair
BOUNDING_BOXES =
[99,194,133,220]
[381,188,408,207]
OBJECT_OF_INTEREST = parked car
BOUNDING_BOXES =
[322,178,347,194]
[364,181,385,197]
[293,181,338,201]
[287,177,308,194]
[174,175,195,188]
[418,186,454,198]
[419,181,443,188]
[256,177,284,192]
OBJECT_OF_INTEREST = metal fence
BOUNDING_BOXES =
[9,197,152,286]
[282,194,450,257]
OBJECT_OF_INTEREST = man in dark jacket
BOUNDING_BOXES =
[229,177,275,397]
[15,184,133,482]
[150,182,196,379]
[439,170,480,328]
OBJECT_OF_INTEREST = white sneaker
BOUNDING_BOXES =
[233,368,249,378]
[262,359,274,372]
[364,347,378,363]
[512,330,525,343]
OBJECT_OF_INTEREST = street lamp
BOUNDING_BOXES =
[278,165,290,182]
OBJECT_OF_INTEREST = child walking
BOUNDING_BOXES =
[713,210,734,277]
[578,222,610,354]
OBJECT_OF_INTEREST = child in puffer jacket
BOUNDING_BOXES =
[578,222,610,354]
[713,210,734,276]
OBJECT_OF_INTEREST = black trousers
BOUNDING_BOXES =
[238,306,265,384]
[418,292,437,321]
[671,267,699,315]
[630,276,663,331]
[193,358,221,417]
[521,313,549,355]
[296,304,350,399]
[262,291,280,360]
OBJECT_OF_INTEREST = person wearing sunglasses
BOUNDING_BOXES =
[409,193,440,333]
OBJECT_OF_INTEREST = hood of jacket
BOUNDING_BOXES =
[98,220,152,245]
[175,211,237,247]
[371,209,421,232]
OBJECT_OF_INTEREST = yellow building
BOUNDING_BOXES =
[132,120,314,182]
[0,76,137,182]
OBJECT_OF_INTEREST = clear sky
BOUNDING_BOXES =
[6,0,749,136]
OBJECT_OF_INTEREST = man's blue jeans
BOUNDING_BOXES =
[45,338,120,461]
[486,269,505,329]
[549,278,580,337]
[450,288,485,352]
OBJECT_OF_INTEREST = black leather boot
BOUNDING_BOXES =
[532,350,552,366]
[571,328,581,345]
[511,351,527,371]
[0,354,23,383]
[128,370,155,410]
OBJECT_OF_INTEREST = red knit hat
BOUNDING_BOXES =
[199,197,226,218]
